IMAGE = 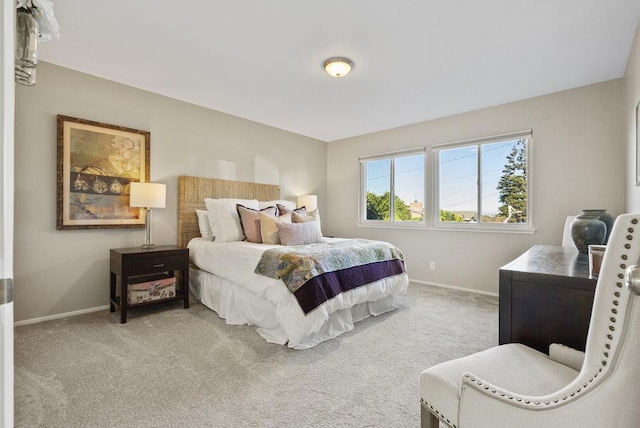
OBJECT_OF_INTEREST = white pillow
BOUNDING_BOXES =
[204,198,259,242]
[260,200,296,213]
[196,209,213,240]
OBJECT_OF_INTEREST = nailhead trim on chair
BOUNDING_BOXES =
[456,218,638,411]
[421,398,456,428]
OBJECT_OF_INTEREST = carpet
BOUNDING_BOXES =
[15,283,498,427]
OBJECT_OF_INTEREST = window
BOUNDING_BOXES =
[360,148,425,224]
[434,130,531,229]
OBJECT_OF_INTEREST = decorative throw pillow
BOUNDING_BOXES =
[236,205,277,243]
[260,200,296,214]
[196,209,213,240]
[260,211,292,245]
[204,198,259,242]
[276,221,323,246]
[292,208,321,224]
[277,204,306,216]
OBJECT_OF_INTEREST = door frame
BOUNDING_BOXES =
[0,2,15,427]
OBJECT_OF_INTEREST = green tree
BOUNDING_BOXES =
[366,191,413,221]
[497,139,527,222]
[440,209,464,222]
[367,191,389,220]
[394,195,412,220]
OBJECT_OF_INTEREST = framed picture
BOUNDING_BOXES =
[637,100,640,186]
[56,115,151,229]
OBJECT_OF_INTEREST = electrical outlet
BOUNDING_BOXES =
[430,261,436,270]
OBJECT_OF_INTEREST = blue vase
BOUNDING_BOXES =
[589,209,614,244]
[570,210,606,254]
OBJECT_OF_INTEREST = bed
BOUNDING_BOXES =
[178,175,409,349]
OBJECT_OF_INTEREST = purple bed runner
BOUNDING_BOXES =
[293,259,406,314]
[254,239,406,314]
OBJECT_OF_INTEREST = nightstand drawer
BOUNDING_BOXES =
[127,254,185,275]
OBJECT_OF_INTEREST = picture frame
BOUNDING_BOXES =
[56,115,151,229]
[637,100,640,186]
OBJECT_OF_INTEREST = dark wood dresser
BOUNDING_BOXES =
[499,245,597,354]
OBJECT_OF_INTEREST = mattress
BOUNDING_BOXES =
[187,237,409,349]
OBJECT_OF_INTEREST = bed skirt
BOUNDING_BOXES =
[189,267,408,349]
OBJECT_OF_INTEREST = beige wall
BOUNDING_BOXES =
[327,80,624,294]
[14,62,327,322]
[625,22,640,211]
[14,59,631,320]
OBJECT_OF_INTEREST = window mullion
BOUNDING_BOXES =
[360,162,366,222]
[477,144,482,224]
[390,158,395,222]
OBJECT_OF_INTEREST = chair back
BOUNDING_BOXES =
[561,215,576,247]
[577,214,640,418]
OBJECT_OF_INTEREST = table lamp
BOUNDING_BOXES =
[129,182,166,249]
[297,194,317,211]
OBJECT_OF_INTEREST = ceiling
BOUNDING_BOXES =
[39,1,640,142]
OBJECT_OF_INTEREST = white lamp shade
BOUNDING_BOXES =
[129,182,166,208]
[297,194,317,212]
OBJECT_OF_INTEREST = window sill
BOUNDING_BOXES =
[357,223,536,234]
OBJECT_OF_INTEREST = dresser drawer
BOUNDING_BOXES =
[126,253,186,276]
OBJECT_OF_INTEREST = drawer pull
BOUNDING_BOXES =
[152,263,165,268]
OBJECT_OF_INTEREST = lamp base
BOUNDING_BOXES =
[141,208,155,250]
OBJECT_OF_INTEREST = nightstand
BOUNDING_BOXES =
[110,245,189,323]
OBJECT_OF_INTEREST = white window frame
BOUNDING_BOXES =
[432,130,533,232]
[358,147,427,227]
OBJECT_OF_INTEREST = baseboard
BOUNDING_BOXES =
[14,281,495,326]
[14,305,110,327]
[409,278,498,297]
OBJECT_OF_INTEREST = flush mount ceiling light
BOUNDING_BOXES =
[323,57,353,78]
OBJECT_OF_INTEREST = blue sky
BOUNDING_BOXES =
[366,154,424,206]
[440,139,523,214]
[366,139,524,215]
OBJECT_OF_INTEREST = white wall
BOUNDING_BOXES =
[625,21,640,211]
[14,62,327,322]
[327,80,624,294]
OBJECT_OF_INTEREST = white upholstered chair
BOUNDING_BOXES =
[419,213,640,427]
[561,215,576,248]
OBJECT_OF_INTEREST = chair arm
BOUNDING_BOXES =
[459,370,582,412]
[460,373,543,412]
[458,374,576,428]
[548,343,585,371]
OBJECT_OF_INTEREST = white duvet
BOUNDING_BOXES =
[187,237,409,349]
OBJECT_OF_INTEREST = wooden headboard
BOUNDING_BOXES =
[177,175,281,248]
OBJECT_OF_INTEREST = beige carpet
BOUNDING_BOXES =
[15,283,498,427]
